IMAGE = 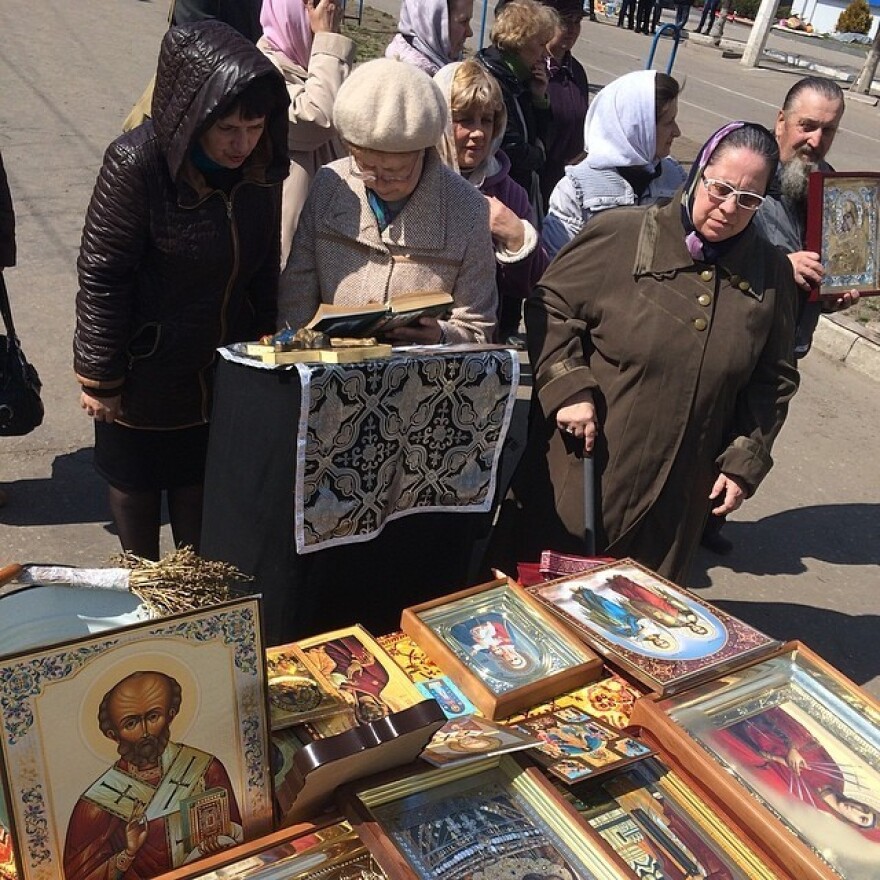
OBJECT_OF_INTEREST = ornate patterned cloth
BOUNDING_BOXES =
[292,348,518,552]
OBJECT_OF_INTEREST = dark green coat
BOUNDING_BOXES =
[504,194,800,583]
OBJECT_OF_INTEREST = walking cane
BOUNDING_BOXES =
[583,454,596,556]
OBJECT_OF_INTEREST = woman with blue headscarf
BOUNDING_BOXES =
[495,122,800,583]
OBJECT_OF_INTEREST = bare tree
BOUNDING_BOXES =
[851,27,880,94]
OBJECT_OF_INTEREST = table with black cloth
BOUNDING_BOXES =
[201,346,523,645]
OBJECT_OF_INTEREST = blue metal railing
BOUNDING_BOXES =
[646,23,682,74]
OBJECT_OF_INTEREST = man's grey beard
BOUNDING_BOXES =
[780,154,815,206]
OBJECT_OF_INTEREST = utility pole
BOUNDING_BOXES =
[740,0,781,67]
[851,27,880,94]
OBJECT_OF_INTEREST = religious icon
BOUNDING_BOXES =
[265,643,351,730]
[64,670,243,878]
[563,757,776,878]
[449,612,540,681]
[528,560,778,695]
[0,599,273,880]
[633,643,880,879]
[299,625,424,737]
[510,710,651,785]
[343,757,628,879]
[806,171,880,297]
[403,579,601,719]
[420,717,539,768]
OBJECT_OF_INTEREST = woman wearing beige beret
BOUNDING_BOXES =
[277,58,498,345]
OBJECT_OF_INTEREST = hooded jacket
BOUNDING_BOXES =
[476,45,552,212]
[74,22,289,429]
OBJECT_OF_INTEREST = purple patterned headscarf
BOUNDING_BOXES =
[681,121,747,261]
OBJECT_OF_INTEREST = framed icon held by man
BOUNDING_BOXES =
[806,171,880,299]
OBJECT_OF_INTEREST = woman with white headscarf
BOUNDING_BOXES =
[385,0,474,76]
[258,0,355,264]
[542,69,686,258]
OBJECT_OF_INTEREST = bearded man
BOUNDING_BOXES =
[702,77,856,556]
[753,76,856,359]
[63,671,242,880]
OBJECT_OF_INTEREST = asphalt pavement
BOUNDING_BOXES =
[0,0,877,696]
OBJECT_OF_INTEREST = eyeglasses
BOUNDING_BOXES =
[349,152,421,184]
[702,176,766,211]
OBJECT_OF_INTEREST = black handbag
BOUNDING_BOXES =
[0,272,43,436]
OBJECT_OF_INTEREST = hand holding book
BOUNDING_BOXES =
[305,290,453,341]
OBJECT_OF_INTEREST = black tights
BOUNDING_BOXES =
[108,484,204,560]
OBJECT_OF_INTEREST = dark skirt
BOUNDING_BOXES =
[94,421,210,492]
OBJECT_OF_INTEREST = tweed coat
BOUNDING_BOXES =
[502,194,800,583]
[277,149,498,344]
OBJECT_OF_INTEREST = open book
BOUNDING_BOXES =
[305,290,453,338]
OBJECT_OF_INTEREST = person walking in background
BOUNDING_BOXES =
[258,0,355,265]
[694,0,720,33]
[617,0,637,30]
[673,0,691,29]
[385,0,475,76]
[495,122,799,583]
[74,22,290,560]
[539,0,590,210]
[173,0,263,42]
[635,0,657,33]
[435,60,549,345]
[477,0,559,221]
[0,151,17,508]
[542,70,685,257]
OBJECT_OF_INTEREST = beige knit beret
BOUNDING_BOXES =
[333,58,449,153]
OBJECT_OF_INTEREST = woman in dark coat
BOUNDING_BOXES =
[497,122,800,583]
[74,21,289,559]
[477,0,559,221]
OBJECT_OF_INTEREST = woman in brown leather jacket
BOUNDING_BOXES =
[74,21,289,559]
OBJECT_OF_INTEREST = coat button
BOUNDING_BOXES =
[700,269,714,282]
[738,280,751,292]
[698,293,712,307]
[694,317,708,331]
[729,274,741,285]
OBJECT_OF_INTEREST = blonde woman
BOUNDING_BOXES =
[435,60,548,343]
[476,0,559,219]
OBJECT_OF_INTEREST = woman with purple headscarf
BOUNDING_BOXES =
[386,0,475,76]
[496,122,800,583]
[258,0,355,264]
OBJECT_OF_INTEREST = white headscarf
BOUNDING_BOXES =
[397,0,455,71]
[433,62,507,187]
[584,69,657,170]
